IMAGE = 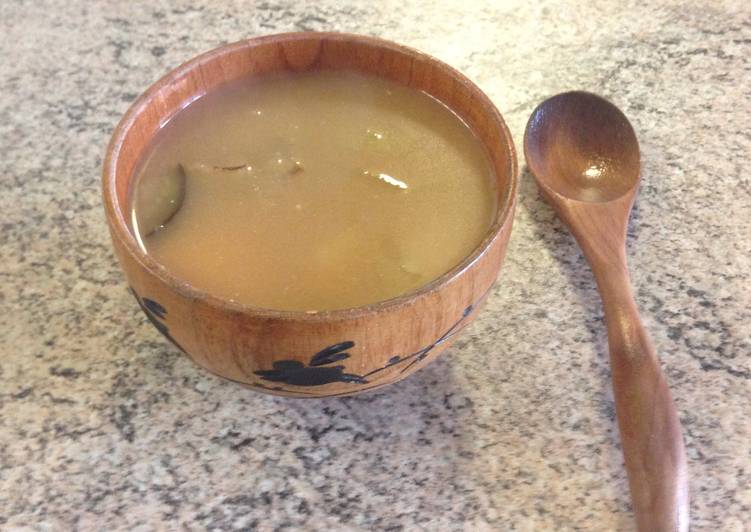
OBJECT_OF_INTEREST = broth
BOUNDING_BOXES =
[130,71,497,311]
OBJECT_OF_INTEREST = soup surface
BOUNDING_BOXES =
[130,71,497,311]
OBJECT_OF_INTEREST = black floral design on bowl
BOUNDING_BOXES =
[131,288,185,353]
[254,296,483,388]
[254,341,367,386]
[131,286,489,392]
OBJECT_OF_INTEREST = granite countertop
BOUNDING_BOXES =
[1,0,749,530]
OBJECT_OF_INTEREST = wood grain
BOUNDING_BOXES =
[525,91,689,531]
[102,32,518,398]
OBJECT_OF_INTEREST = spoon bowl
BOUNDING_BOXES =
[525,91,640,203]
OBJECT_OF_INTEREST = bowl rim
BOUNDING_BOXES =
[102,31,518,322]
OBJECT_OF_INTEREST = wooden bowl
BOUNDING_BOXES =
[102,32,518,398]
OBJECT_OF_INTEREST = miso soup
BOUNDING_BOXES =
[130,71,497,311]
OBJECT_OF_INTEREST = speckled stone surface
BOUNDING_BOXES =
[1,0,749,530]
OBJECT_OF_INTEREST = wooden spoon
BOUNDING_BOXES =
[524,91,689,531]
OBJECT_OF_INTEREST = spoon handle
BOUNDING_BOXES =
[591,254,690,532]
